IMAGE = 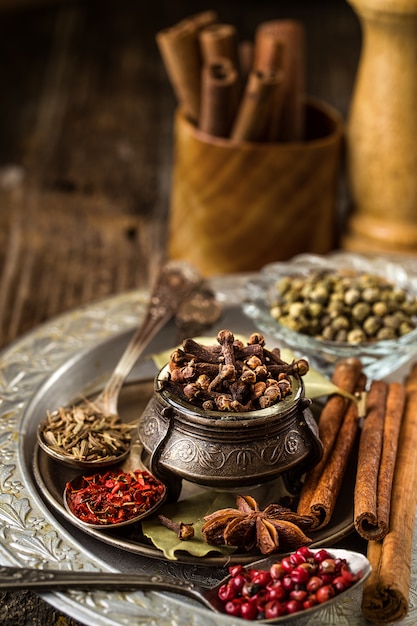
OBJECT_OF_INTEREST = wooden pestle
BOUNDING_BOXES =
[343,0,417,255]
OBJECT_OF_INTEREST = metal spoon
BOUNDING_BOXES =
[0,548,371,621]
[37,260,202,468]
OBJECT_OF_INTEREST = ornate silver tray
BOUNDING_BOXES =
[1,273,416,626]
[31,383,354,566]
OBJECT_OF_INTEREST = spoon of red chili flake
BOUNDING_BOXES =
[64,468,166,527]
[216,546,371,621]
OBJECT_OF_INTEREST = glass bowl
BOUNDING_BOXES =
[243,252,417,380]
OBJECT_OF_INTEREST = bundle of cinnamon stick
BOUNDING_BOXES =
[297,358,417,623]
[361,364,417,623]
[156,10,305,142]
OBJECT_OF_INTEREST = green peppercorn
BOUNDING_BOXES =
[307,302,323,318]
[317,314,330,330]
[402,301,417,316]
[288,302,306,318]
[276,277,292,295]
[399,321,415,336]
[335,329,348,342]
[358,274,379,289]
[352,302,371,322]
[328,301,346,318]
[383,314,401,330]
[362,287,380,303]
[284,317,305,332]
[391,288,407,303]
[363,316,383,336]
[321,326,336,341]
[372,301,388,317]
[308,319,321,334]
[270,305,282,320]
[292,278,306,292]
[268,269,417,344]
[377,327,397,341]
[301,284,313,300]
[331,315,350,332]
[310,286,329,304]
[329,292,345,305]
[347,328,366,343]
[344,288,361,306]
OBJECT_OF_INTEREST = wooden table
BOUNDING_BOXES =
[0,1,361,623]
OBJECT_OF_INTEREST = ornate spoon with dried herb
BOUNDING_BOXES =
[37,260,202,468]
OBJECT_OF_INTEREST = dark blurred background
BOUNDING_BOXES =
[0,2,361,624]
[0,0,361,215]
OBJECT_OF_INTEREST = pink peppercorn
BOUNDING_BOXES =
[217,548,359,620]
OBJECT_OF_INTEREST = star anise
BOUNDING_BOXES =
[201,495,313,555]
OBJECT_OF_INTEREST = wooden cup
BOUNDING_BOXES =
[168,98,343,276]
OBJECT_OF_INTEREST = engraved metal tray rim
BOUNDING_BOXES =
[1,273,416,626]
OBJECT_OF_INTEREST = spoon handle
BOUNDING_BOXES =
[0,564,213,608]
[98,260,201,414]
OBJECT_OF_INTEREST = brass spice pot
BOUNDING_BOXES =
[138,366,323,501]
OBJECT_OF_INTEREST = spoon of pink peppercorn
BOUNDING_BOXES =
[0,547,370,622]
[215,546,370,621]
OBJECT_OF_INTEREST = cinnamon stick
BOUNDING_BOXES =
[354,380,402,541]
[376,382,405,537]
[306,373,365,529]
[199,58,240,138]
[297,357,363,524]
[238,40,254,85]
[199,23,240,72]
[254,20,305,141]
[253,26,284,73]
[362,364,417,623]
[253,29,285,140]
[179,10,218,31]
[156,20,202,123]
[156,11,217,124]
[230,69,282,142]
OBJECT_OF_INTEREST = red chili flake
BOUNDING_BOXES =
[65,469,166,525]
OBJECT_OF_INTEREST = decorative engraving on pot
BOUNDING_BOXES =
[137,368,323,490]
[160,440,226,471]
[160,430,305,475]
[140,416,160,439]
[285,430,301,456]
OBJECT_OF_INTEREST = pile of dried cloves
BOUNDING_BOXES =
[160,330,309,412]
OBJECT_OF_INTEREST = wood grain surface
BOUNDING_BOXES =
[0,1,360,623]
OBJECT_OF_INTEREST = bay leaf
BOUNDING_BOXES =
[141,489,237,560]
[303,367,357,402]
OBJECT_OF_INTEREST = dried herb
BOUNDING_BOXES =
[65,468,165,525]
[40,400,132,463]
[201,495,313,555]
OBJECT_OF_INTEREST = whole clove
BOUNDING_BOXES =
[158,515,195,540]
